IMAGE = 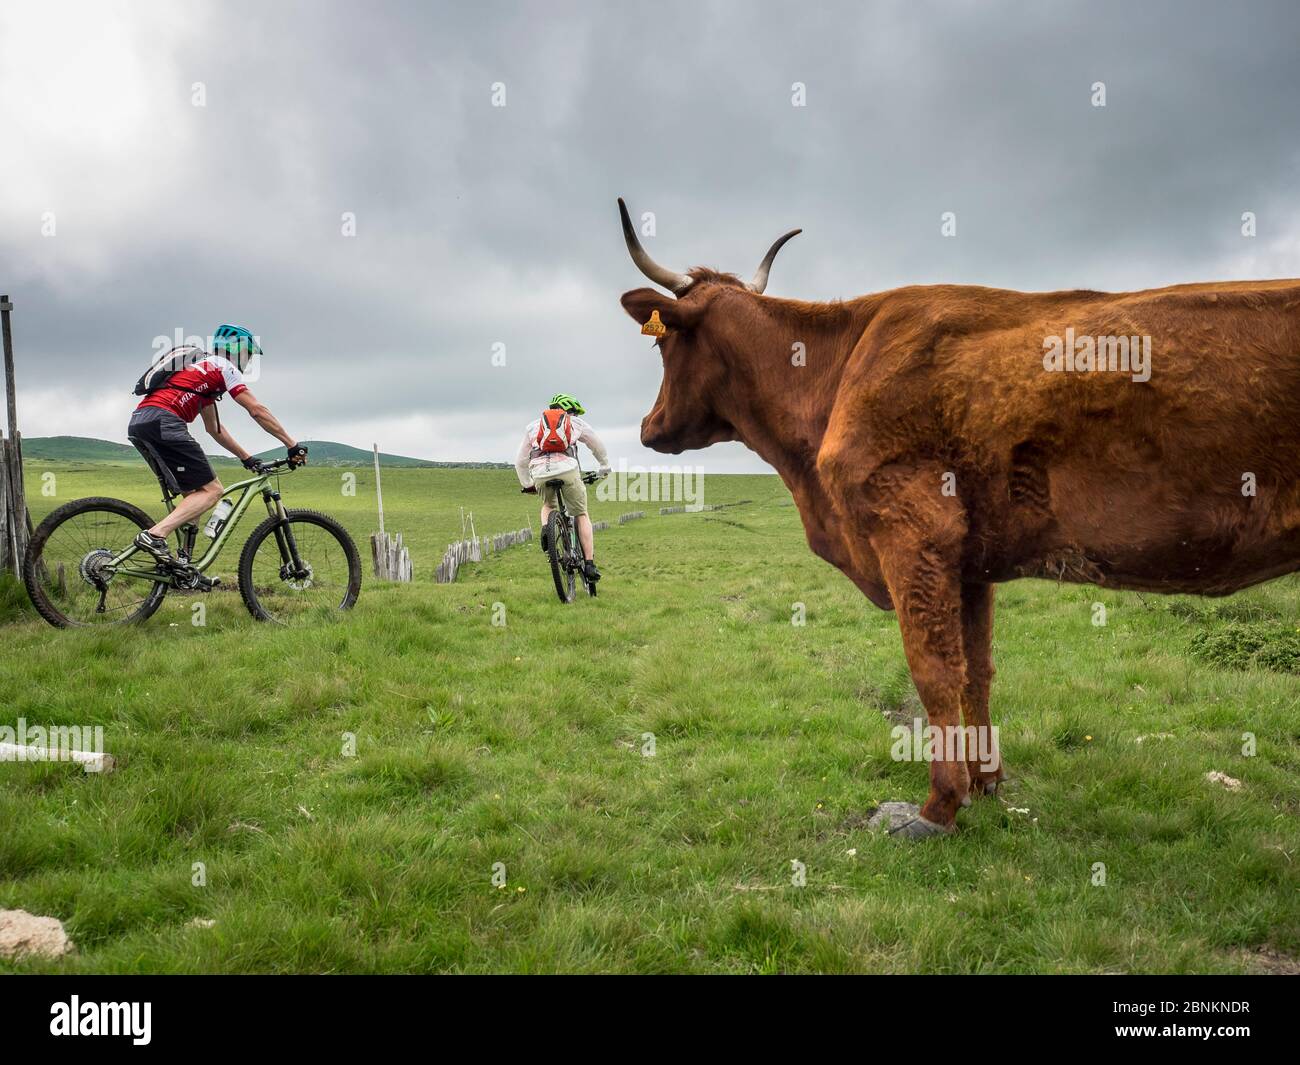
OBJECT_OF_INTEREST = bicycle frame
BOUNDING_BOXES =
[555,497,579,555]
[543,469,602,600]
[105,471,287,583]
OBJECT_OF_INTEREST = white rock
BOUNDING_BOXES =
[0,909,75,961]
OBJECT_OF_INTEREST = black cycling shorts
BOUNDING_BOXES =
[128,407,216,494]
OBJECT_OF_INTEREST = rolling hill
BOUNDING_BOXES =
[249,440,507,469]
[23,436,507,469]
[20,436,142,462]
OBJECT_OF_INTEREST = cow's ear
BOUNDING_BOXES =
[620,288,705,333]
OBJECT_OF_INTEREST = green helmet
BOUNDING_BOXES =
[549,393,585,415]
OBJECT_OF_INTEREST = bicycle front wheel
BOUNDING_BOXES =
[238,508,361,624]
[546,511,575,603]
[23,497,168,628]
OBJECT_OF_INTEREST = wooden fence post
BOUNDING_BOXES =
[0,435,10,573]
[1,295,31,577]
[368,442,411,581]
[433,524,533,584]
[372,443,385,538]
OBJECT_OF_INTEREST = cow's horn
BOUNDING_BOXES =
[746,229,802,294]
[618,198,694,295]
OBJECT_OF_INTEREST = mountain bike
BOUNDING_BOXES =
[536,470,602,604]
[23,458,361,628]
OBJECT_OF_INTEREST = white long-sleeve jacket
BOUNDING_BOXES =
[515,415,610,486]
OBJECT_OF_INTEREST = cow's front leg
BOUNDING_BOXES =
[821,453,971,838]
[855,482,970,837]
[961,582,1005,798]
[876,544,968,835]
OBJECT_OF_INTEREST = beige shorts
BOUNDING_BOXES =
[536,467,588,516]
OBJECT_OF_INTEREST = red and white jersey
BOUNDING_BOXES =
[135,354,248,423]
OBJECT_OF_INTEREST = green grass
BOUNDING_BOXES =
[1,462,1297,973]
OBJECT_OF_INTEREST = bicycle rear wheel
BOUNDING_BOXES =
[546,511,575,603]
[23,497,168,628]
[238,508,361,623]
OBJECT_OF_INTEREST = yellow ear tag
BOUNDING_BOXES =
[641,309,667,337]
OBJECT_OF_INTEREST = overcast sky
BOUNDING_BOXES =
[2,0,1298,471]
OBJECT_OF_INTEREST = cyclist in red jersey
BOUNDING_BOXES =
[127,325,308,566]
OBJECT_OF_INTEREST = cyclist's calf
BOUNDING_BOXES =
[151,478,224,539]
[575,512,595,562]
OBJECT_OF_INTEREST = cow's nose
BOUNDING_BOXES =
[639,412,661,448]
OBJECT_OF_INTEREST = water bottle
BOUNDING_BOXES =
[204,498,234,538]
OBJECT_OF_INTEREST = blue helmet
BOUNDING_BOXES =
[212,324,262,370]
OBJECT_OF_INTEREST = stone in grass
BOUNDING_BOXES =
[1205,770,1243,792]
[867,801,955,839]
[0,909,75,961]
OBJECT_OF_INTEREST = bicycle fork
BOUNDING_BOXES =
[265,488,309,580]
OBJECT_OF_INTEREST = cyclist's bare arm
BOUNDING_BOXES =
[233,389,297,448]
[200,403,252,462]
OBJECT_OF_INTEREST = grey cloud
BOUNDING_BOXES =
[2,0,1298,470]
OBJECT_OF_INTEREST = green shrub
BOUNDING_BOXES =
[1189,622,1300,674]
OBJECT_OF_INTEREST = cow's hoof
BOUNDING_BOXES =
[892,814,957,839]
[867,802,956,839]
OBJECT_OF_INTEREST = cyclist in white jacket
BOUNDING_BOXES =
[515,393,610,582]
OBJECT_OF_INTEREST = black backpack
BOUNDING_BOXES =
[132,345,211,397]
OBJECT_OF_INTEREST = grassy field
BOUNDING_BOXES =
[1,460,1298,973]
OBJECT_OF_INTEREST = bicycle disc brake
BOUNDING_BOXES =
[280,561,314,589]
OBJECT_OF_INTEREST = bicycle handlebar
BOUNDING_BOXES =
[519,470,606,493]
[252,457,297,474]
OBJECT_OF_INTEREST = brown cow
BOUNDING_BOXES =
[616,197,1300,838]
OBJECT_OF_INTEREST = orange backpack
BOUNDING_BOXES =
[535,409,575,454]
